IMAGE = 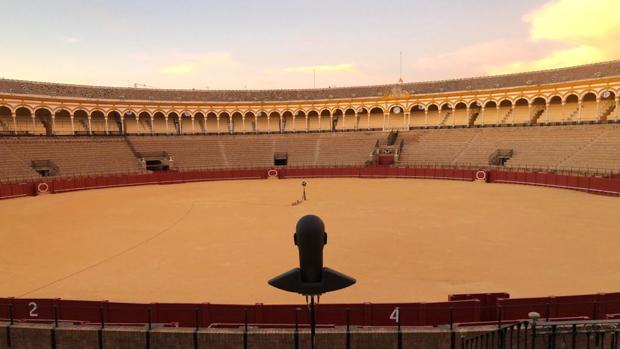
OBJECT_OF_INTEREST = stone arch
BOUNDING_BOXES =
[0,106,14,133]
[254,111,267,133]
[231,111,244,133]
[14,107,33,134]
[205,112,218,134]
[512,98,530,124]
[368,107,384,130]
[386,105,405,130]
[319,109,331,131]
[54,109,73,135]
[331,109,344,131]
[282,111,294,132]
[243,111,256,133]
[87,110,105,134]
[218,112,231,134]
[453,101,469,126]
[152,112,166,133]
[307,110,320,131]
[137,111,152,134]
[168,112,181,135]
[342,108,356,130]
[581,92,598,121]
[106,111,122,134]
[409,104,425,128]
[193,112,206,134]
[290,110,305,132]
[268,111,281,133]
[180,111,193,134]
[34,107,53,135]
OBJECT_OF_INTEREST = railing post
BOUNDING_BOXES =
[295,308,300,349]
[51,304,58,349]
[524,322,529,349]
[397,306,402,349]
[194,307,200,349]
[345,308,350,349]
[531,321,536,349]
[98,305,104,349]
[146,307,152,349]
[243,308,248,349]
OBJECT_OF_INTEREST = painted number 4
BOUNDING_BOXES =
[28,302,39,317]
[390,307,400,323]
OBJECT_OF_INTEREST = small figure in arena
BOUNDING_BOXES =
[302,181,307,201]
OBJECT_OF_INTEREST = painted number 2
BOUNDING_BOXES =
[389,307,400,323]
[28,302,39,317]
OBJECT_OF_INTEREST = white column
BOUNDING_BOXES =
[616,97,620,121]
[242,116,246,133]
[305,115,309,132]
[87,116,92,135]
[511,106,515,125]
[545,102,550,124]
[367,110,371,130]
[11,111,17,134]
[354,111,358,130]
[104,116,109,135]
[216,116,221,134]
[561,101,566,123]
[404,111,410,129]
[31,114,36,134]
[464,107,469,127]
[150,116,155,134]
[191,116,195,134]
[229,115,233,134]
[383,112,388,131]
[135,115,140,134]
[480,107,485,126]
[203,116,208,134]
[496,105,500,124]
[70,113,75,135]
[596,97,600,121]
[424,109,428,127]
[51,114,56,135]
[437,109,440,127]
[165,117,169,134]
[526,103,531,125]
[578,100,583,123]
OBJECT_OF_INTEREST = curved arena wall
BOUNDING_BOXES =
[1,166,620,200]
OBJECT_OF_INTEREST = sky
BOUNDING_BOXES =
[1,0,619,89]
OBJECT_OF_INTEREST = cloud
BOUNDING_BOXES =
[131,51,237,75]
[488,0,620,74]
[410,0,620,79]
[60,36,80,44]
[284,64,357,73]
[486,45,607,75]
[159,64,194,74]
[526,0,620,43]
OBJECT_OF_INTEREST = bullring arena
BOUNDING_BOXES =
[1,61,620,348]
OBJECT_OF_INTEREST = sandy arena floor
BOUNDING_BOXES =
[0,178,619,304]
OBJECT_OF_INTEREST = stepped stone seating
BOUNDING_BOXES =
[561,125,620,170]
[128,132,379,169]
[0,137,144,179]
[399,129,478,164]
[0,143,39,181]
[396,124,619,173]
